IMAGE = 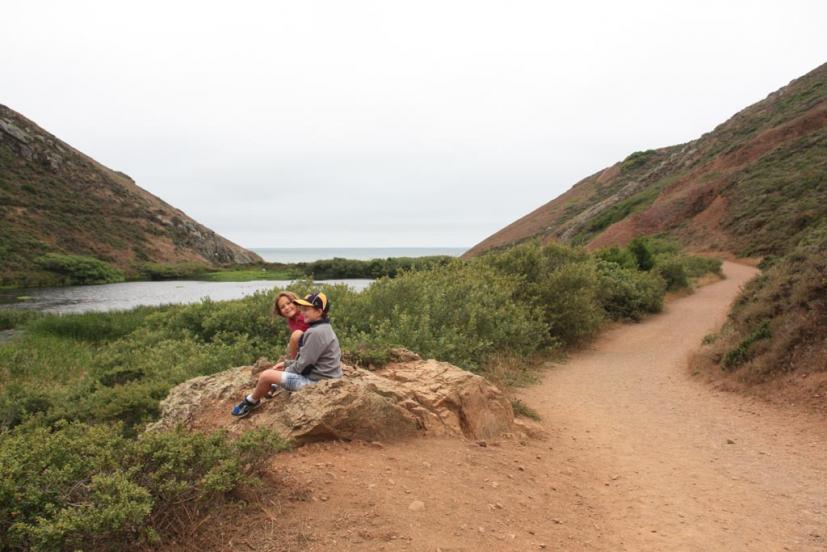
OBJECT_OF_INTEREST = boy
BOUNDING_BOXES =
[231,291,342,417]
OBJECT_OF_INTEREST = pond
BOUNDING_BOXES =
[0,279,373,314]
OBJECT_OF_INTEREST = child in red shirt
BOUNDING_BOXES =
[273,291,309,359]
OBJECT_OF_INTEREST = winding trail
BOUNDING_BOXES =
[192,261,826,551]
[518,260,827,550]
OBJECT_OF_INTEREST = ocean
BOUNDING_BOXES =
[250,247,468,263]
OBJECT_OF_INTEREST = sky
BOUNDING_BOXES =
[2,1,826,249]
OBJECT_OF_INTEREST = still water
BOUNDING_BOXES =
[0,279,373,314]
[252,247,467,263]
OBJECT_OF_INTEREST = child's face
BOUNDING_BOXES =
[277,297,298,318]
[299,305,323,323]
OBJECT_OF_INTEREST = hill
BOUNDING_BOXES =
[466,62,826,258]
[466,62,827,402]
[0,105,261,286]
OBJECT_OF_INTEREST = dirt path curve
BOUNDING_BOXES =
[193,261,826,551]
[517,261,827,550]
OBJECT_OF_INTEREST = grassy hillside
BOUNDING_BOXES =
[466,62,827,398]
[0,105,261,287]
[467,62,827,258]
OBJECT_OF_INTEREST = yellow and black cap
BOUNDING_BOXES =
[293,292,329,314]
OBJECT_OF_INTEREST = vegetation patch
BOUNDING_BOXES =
[705,223,827,382]
[621,149,657,173]
[36,253,124,286]
[511,398,541,421]
[0,240,722,549]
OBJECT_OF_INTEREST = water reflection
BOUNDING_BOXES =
[0,279,373,314]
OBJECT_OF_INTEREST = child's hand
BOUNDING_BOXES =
[275,362,285,371]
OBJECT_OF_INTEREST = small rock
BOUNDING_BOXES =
[409,500,425,511]
[726,439,736,445]
[478,440,488,447]
[370,441,385,449]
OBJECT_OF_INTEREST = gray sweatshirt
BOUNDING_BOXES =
[284,319,342,381]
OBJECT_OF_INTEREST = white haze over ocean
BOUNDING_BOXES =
[2,1,826,249]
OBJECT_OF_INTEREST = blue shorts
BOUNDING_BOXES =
[281,371,314,391]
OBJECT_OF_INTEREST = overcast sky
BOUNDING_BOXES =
[2,1,826,249]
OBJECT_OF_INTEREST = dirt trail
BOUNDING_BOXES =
[184,262,827,551]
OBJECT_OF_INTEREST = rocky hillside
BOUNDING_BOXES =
[0,105,261,286]
[466,62,827,259]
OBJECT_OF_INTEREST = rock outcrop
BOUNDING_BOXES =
[147,351,515,445]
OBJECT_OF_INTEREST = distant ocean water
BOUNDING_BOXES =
[251,247,468,263]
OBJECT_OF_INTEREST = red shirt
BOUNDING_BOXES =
[287,313,309,333]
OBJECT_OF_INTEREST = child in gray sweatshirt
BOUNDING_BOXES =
[232,292,342,417]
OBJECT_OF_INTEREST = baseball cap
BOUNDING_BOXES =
[293,292,329,313]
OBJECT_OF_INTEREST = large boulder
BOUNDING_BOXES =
[146,352,514,444]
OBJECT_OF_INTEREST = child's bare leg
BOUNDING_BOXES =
[288,330,304,359]
[251,369,285,402]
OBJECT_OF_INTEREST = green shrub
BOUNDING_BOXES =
[481,242,602,344]
[682,256,723,278]
[595,246,638,270]
[596,260,666,320]
[0,422,286,550]
[137,262,209,281]
[621,149,657,173]
[628,237,655,271]
[334,260,548,370]
[36,253,124,285]
[653,255,690,291]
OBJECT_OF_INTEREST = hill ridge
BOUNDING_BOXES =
[0,104,261,285]
[466,62,827,258]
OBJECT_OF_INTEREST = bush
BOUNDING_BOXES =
[628,237,655,271]
[653,254,690,291]
[682,255,723,278]
[0,422,286,551]
[333,260,549,370]
[36,253,124,285]
[595,246,638,270]
[481,242,602,345]
[137,262,209,281]
[596,260,666,320]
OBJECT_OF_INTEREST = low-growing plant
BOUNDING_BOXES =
[723,320,771,370]
[36,253,124,285]
[0,309,41,331]
[137,262,210,281]
[0,422,287,550]
[510,398,541,421]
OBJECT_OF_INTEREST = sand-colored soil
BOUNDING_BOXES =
[170,262,826,551]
